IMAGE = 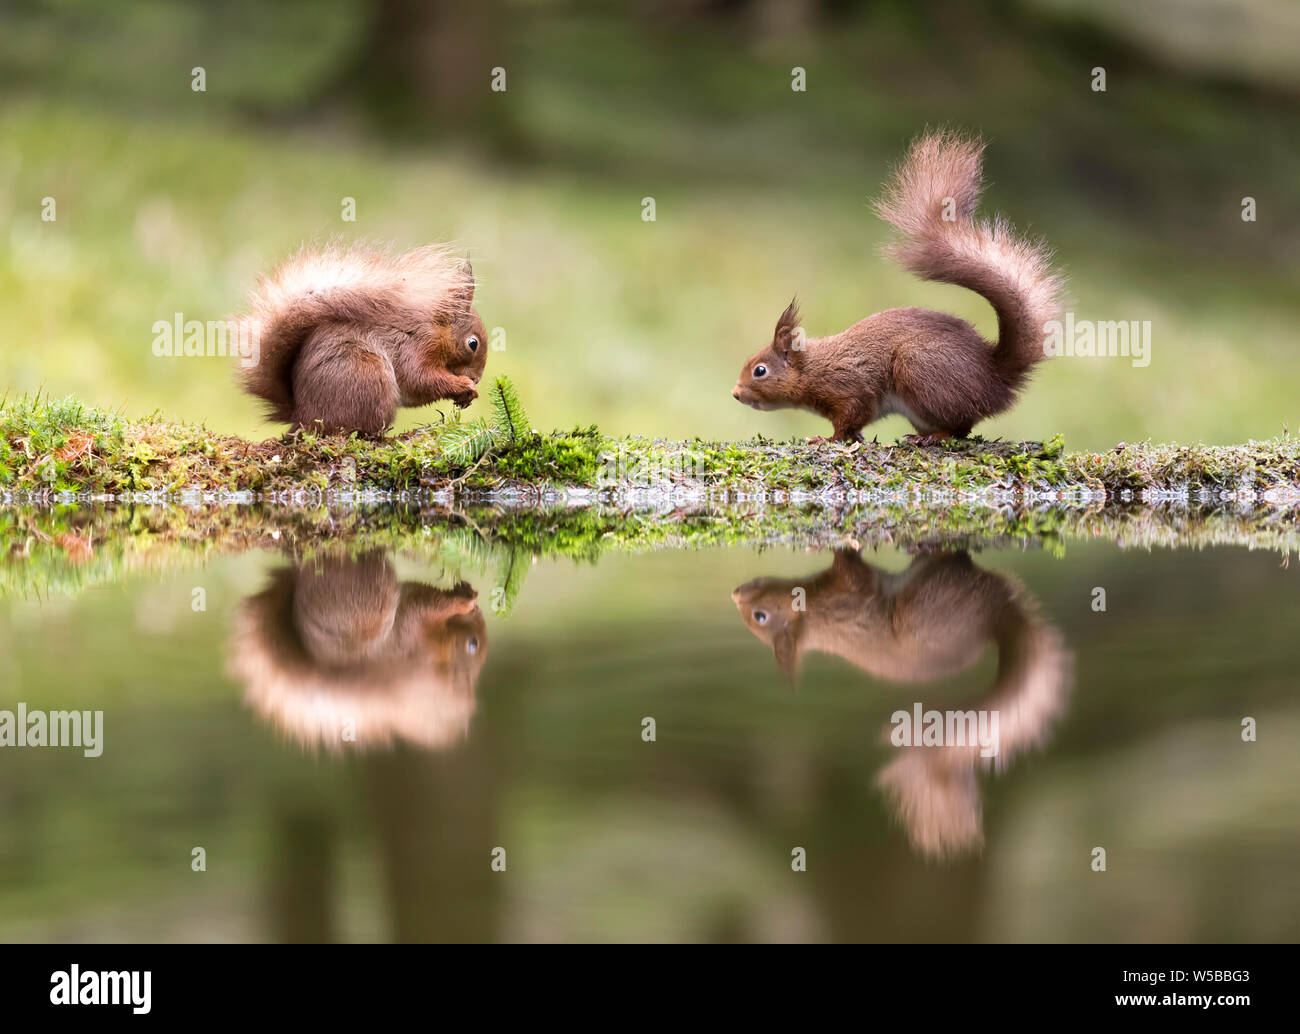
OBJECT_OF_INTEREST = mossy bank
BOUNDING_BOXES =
[4,393,1300,503]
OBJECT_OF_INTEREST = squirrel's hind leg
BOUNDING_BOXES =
[901,431,955,447]
[292,337,399,436]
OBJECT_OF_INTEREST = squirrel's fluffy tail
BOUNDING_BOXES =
[874,130,1065,388]
[236,241,472,421]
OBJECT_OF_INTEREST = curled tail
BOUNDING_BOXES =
[874,130,1066,388]
[235,241,472,422]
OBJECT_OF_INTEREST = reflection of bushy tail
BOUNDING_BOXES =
[235,241,473,422]
[875,581,1073,861]
[986,612,1073,769]
[876,756,984,859]
[874,130,1066,388]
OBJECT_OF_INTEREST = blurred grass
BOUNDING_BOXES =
[0,2,1297,450]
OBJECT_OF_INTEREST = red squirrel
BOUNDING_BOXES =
[235,241,488,435]
[732,131,1066,443]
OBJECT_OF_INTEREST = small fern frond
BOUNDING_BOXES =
[435,418,497,466]
[489,375,529,444]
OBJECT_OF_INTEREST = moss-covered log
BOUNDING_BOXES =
[4,395,1300,502]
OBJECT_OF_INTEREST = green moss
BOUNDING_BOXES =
[0,394,129,492]
[490,426,605,485]
[3,395,1300,500]
[1,397,1297,602]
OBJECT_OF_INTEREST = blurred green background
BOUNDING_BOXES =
[1,0,1297,449]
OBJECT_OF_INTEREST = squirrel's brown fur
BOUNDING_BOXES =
[235,241,488,435]
[732,130,1066,442]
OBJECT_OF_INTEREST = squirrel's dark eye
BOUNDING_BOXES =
[753,365,767,378]
[754,610,769,625]
[466,336,479,353]
[466,636,479,655]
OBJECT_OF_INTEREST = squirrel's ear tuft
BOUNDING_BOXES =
[776,297,800,334]
[773,297,801,358]
[454,258,475,307]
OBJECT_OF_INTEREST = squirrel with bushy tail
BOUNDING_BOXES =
[235,241,487,435]
[732,130,1067,444]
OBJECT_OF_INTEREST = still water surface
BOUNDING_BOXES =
[1,530,1297,941]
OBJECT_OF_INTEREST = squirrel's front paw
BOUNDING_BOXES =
[451,386,479,409]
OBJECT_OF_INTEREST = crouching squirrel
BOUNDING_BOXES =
[732,130,1067,443]
[234,242,488,435]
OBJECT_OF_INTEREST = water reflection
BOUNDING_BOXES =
[229,551,486,751]
[733,548,1073,858]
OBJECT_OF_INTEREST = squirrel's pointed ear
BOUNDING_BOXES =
[776,297,800,334]
[773,297,802,359]
[454,257,476,307]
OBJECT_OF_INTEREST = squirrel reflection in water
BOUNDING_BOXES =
[732,548,1072,859]
[229,551,486,751]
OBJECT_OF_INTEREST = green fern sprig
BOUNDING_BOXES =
[435,418,497,465]
[488,376,529,444]
[432,375,529,467]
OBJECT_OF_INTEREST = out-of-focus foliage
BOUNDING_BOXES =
[0,0,1296,451]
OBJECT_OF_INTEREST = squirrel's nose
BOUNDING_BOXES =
[731,387,742,400]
